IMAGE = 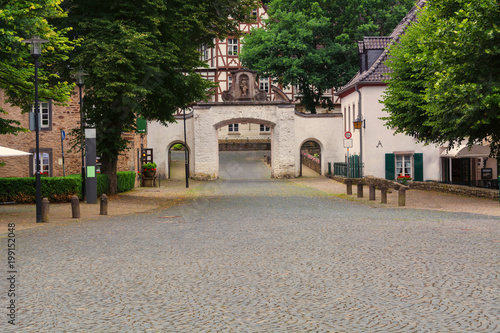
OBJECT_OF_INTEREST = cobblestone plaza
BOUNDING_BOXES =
[1,153,499,332]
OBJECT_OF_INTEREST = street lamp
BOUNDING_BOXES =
[72,70,88,201]
[22,36,49,223]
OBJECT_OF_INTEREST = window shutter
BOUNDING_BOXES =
[385,153,395,180]
[414,153,423,181]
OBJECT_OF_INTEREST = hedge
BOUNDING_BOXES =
[117,171,136,193]
[0,171,136,203]
[0,177,81,203]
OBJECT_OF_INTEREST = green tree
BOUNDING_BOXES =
[57,0,256,194]
[0,0,76,135]
[240,0,415,113]
[382,0,500,157]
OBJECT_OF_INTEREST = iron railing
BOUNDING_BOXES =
[333,162,364,178]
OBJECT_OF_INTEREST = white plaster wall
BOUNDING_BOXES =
[294,115,344,175]
[147,117,195,178]
[341,86,442,181]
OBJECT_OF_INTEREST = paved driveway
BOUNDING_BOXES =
[1,152,499,332]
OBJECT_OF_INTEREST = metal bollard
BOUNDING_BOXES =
[381,187,387,204]
[71,195,80,218]
[100,194,108,215]
[369,184,376,201]
[41,197,49,222]
[346,179,352,195]
[357,183,364,198]
[398,187,406,206]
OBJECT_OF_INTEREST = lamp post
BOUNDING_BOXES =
[183,108,189,188]
[72,70,88,201]
[23,36,49,223]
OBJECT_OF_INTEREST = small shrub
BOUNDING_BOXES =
[117,171,135,193]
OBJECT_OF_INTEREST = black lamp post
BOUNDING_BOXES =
[183,108,189,188]
[72,70,88,200]
[23,36,49,223]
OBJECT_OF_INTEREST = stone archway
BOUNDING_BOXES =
[216,118,274,180]
[167,141,190,180]
[193,103,295,180]
[299,139,323,177]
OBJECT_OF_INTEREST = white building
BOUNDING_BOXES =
[335,0,496,187]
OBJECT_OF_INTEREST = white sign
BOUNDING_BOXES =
[344,131,352,139]
[343,139,353,148]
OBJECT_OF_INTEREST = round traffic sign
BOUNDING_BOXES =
[344,131,352,139]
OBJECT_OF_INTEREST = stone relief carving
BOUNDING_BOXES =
[221,69,274,102]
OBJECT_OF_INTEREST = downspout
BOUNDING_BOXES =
[355,84,363,177]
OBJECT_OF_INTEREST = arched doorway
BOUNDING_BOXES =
[216,119,273,180]
[168,142,189,180]
[300,140,321,177]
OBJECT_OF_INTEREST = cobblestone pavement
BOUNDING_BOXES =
[1,153,499,332]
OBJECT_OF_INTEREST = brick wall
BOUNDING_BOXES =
[0,89,144,180]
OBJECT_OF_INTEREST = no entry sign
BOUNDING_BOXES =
[344,131,352,139]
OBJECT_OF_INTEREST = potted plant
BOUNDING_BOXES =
[142,162,157,177]
[397,174,412,185]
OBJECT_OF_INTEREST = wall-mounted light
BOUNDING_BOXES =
[353,117,365,130]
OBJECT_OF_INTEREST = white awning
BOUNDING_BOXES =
[441,145,490,158]
[0,146,32,157]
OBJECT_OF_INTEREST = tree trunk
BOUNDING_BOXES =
[101,156,118,195]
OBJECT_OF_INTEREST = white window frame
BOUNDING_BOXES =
[199,44,209,61]
[32,101,51,129]
[251,9,258,21]
[260,124,270,132]
[33,152,50,176]
[228,76,232,88]
[228,123,239,132]
[228,39,238,56]
[259,78,269,93]
[396,154,412,177]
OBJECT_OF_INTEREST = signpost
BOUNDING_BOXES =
[344,132,353,177]
[61,130,66,177]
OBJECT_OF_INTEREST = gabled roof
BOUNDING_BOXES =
[336,0,426,96]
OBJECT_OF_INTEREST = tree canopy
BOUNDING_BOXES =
[56,0,257,193]
[382,0,500,157]
[0,0,76,135]
[240,0,415,113]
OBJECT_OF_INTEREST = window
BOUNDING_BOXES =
[29,148,52,177]
[396,154,412,177]
[348,105,351,131]
[228,39,238,56]
[228,123,239,132]
[228,76,232,88]
[343,107,347,132]
[259,78,269,93]
[250,9,258,21]
[260,124,270,132]
[32,101,52,130]
[199,44,209,61]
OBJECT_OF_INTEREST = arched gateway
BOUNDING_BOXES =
[148,69,342,180]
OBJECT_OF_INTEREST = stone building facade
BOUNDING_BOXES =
[0,88,143,179]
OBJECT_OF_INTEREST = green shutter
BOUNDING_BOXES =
[385,153,395,180]
[136,117,147,133]
[414,153,423,181]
